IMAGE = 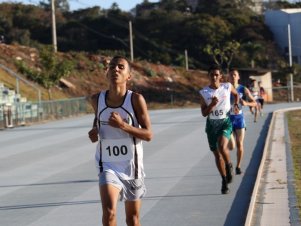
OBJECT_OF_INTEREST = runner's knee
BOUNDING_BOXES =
[126,214,140,226]
[236,141,243,149]
[103,207,116,223]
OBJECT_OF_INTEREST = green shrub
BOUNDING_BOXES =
[144,67,157,77]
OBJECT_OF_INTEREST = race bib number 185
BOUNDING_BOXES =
[209,109,226,119]
[101,138,134,162]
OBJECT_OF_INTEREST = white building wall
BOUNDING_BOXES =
[265,9,301,65]
[252,0,263,14]
[289,12,301,64]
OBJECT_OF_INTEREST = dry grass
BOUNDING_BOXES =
[287,110,301,218]
[0,68,71,101]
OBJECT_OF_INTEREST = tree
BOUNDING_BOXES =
[39,46,73,99]
[160,0,188,12]
[110,2,120,11]
[39,0,70,12]
[204,40,240,70]
[16,46,74,99]
[241,42,263,68]
[1,0,284,70]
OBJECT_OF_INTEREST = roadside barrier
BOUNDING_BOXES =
[0,97,88,129]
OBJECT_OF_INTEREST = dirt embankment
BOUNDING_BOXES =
[0,43,209,108]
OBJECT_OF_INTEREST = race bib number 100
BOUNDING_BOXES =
[101,138,134,162]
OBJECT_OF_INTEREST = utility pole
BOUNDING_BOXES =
[129,21,134,62]
[288,24,294,101]
[185,49,189,71]
[51,0,57,52]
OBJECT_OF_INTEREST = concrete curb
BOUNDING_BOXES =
[245,107,301,226]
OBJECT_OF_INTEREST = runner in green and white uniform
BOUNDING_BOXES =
[199,65,240,194]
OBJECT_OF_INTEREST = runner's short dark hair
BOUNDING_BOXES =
[229,67,238,73]
[208,64,221,74]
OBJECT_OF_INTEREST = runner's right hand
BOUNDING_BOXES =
[88,127,98,143]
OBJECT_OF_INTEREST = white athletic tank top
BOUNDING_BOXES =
[250,86,259,100]
[95,90,144,180]
[199,83,232,119]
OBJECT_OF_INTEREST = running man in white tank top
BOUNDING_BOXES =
[88,56,153,226]
[199,64,240,194]
[249,79,261,122]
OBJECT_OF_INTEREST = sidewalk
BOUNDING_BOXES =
[245,107,301,226]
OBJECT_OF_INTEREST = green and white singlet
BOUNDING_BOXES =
[199,82,232,119]
[199,83,233,151]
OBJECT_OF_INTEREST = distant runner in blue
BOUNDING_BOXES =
[228,68,257,175]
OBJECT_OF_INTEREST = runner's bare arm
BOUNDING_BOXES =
[199,94,217,117]
[242,88,257,107]
[87,93,99,142]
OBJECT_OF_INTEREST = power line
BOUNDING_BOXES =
[72,20,150,58]
[69,0,92,8]
[107,17,184,56]
[73,20,132,50]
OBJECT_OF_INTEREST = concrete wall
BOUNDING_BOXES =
[250,72,273,102]
[265,9,301,65]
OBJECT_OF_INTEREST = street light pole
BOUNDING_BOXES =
[288,24,294,101]
[51,0,57,53]
[185,49,189,71]
[129,21,134,62]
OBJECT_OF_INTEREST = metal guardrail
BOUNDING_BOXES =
[38,97,88,120]
[0,97,88,130]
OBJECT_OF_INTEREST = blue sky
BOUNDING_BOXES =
[0,0,299,11]
[0,0,159,11]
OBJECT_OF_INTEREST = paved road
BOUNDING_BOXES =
[0,102,300,226]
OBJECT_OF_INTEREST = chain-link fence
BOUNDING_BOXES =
[1,86,300,130]
[0,97,89,130]
[270,85,301,102]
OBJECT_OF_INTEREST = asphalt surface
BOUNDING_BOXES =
[0,102,300,226]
